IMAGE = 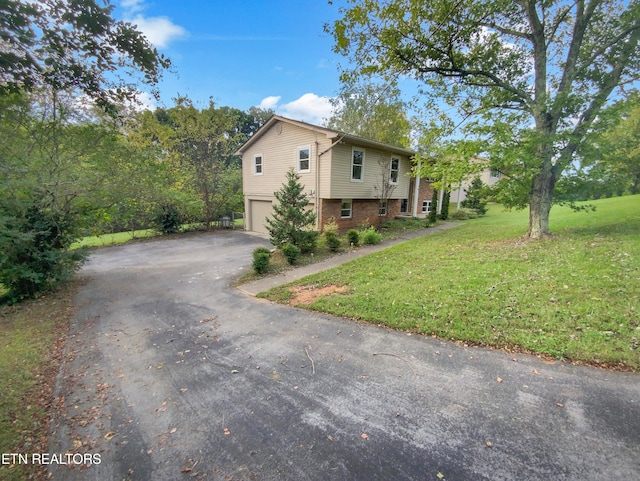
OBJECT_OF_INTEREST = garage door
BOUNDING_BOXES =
[249,200,273,234]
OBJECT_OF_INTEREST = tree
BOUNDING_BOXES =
[164,98,242,228]
[266,169,318,253]
[328,0,640,238]
[327,81,411,147]
[0,0,170,112]
[461,177,489,215]
[594,98,640,195]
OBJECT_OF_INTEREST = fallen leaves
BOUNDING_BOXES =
[360,433,369,440]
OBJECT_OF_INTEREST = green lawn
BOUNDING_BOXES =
[261,196,640,370]
[0,284,74,481]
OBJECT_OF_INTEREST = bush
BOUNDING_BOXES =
[347,229,360,247]
[154,203,182,235]
[362,227,382,245]
[297,230,319,254]
[322,217,339,237]
[280,243,301,265]
[439,191,450,220]
[449,208,480,220]
[0,204,87,304]
[325,233,342,252]
[252,247,271,274]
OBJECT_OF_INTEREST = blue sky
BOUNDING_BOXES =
[115,0,346,124]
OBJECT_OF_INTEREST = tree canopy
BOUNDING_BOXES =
[327,81,411,148]
[0,0,170,111]
[328,0,640,238]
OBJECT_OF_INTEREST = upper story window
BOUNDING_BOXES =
[390,157,399,184]
[254,154,263,175]
[490,168,501,178]
[298,146,310,172]
[351,148,364,181]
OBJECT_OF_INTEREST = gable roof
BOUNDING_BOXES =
[235,114,415,157]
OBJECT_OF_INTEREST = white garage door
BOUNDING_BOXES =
[249,200,273,234]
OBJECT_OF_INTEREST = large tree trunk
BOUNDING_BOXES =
[527,158,555,239]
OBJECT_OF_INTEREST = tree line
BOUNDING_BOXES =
[0,88,272,302]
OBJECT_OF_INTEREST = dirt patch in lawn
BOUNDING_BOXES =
[288,284,347,306]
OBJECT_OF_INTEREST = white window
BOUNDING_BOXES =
[351,148,364,181]
[254,154,263,175]
[341,199,352,218]
[490,168,500,178]
[422,200,431,213]
[378,200,387,216]
[298,146,310,172]
[389,158,399,184]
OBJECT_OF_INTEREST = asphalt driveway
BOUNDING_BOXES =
[50,230,640,480]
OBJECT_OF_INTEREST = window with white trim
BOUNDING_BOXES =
[422,200,431,213]
[351,148,364,181]
[378,200,387,216]
[341,199,352,218]
[298,146,310,172]
[254,154,263,175]
[490,168,500,178]
[389,157,399,184]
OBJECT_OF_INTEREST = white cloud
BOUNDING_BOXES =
[258,96,281,110]
[278,93,335,125]
[120,1,186,49]
[120,0,144,13]
[129,14,187,49]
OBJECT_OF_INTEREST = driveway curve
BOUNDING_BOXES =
[50,231,640,481]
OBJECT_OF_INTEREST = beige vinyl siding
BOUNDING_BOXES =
[242,120,332,197]
[327,143,412,199]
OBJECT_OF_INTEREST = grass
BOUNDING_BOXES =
[0,283,76,481]
[72,218,245,249]
[261,196,640,370]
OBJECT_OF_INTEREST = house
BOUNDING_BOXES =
[449,164,503,207]
[236,115,434,234]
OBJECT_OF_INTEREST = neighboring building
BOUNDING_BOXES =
[236,115,434,234]
[449,164,503,206]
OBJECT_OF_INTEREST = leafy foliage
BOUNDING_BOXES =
[361,227,382,245]
[439,190,450,220]
[252,247,271,274]
[327,81,411,147]
[328,0,640,238]
[461,178,489,216]
[0,0,170,112]
[281,243,301,265]
[0,203,87,303]
[154,203,183,235]
[428,190,438,224]
[266,169,318,253]
[347,229,360,247]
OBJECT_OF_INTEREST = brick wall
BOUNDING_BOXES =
[320,199,401,232]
